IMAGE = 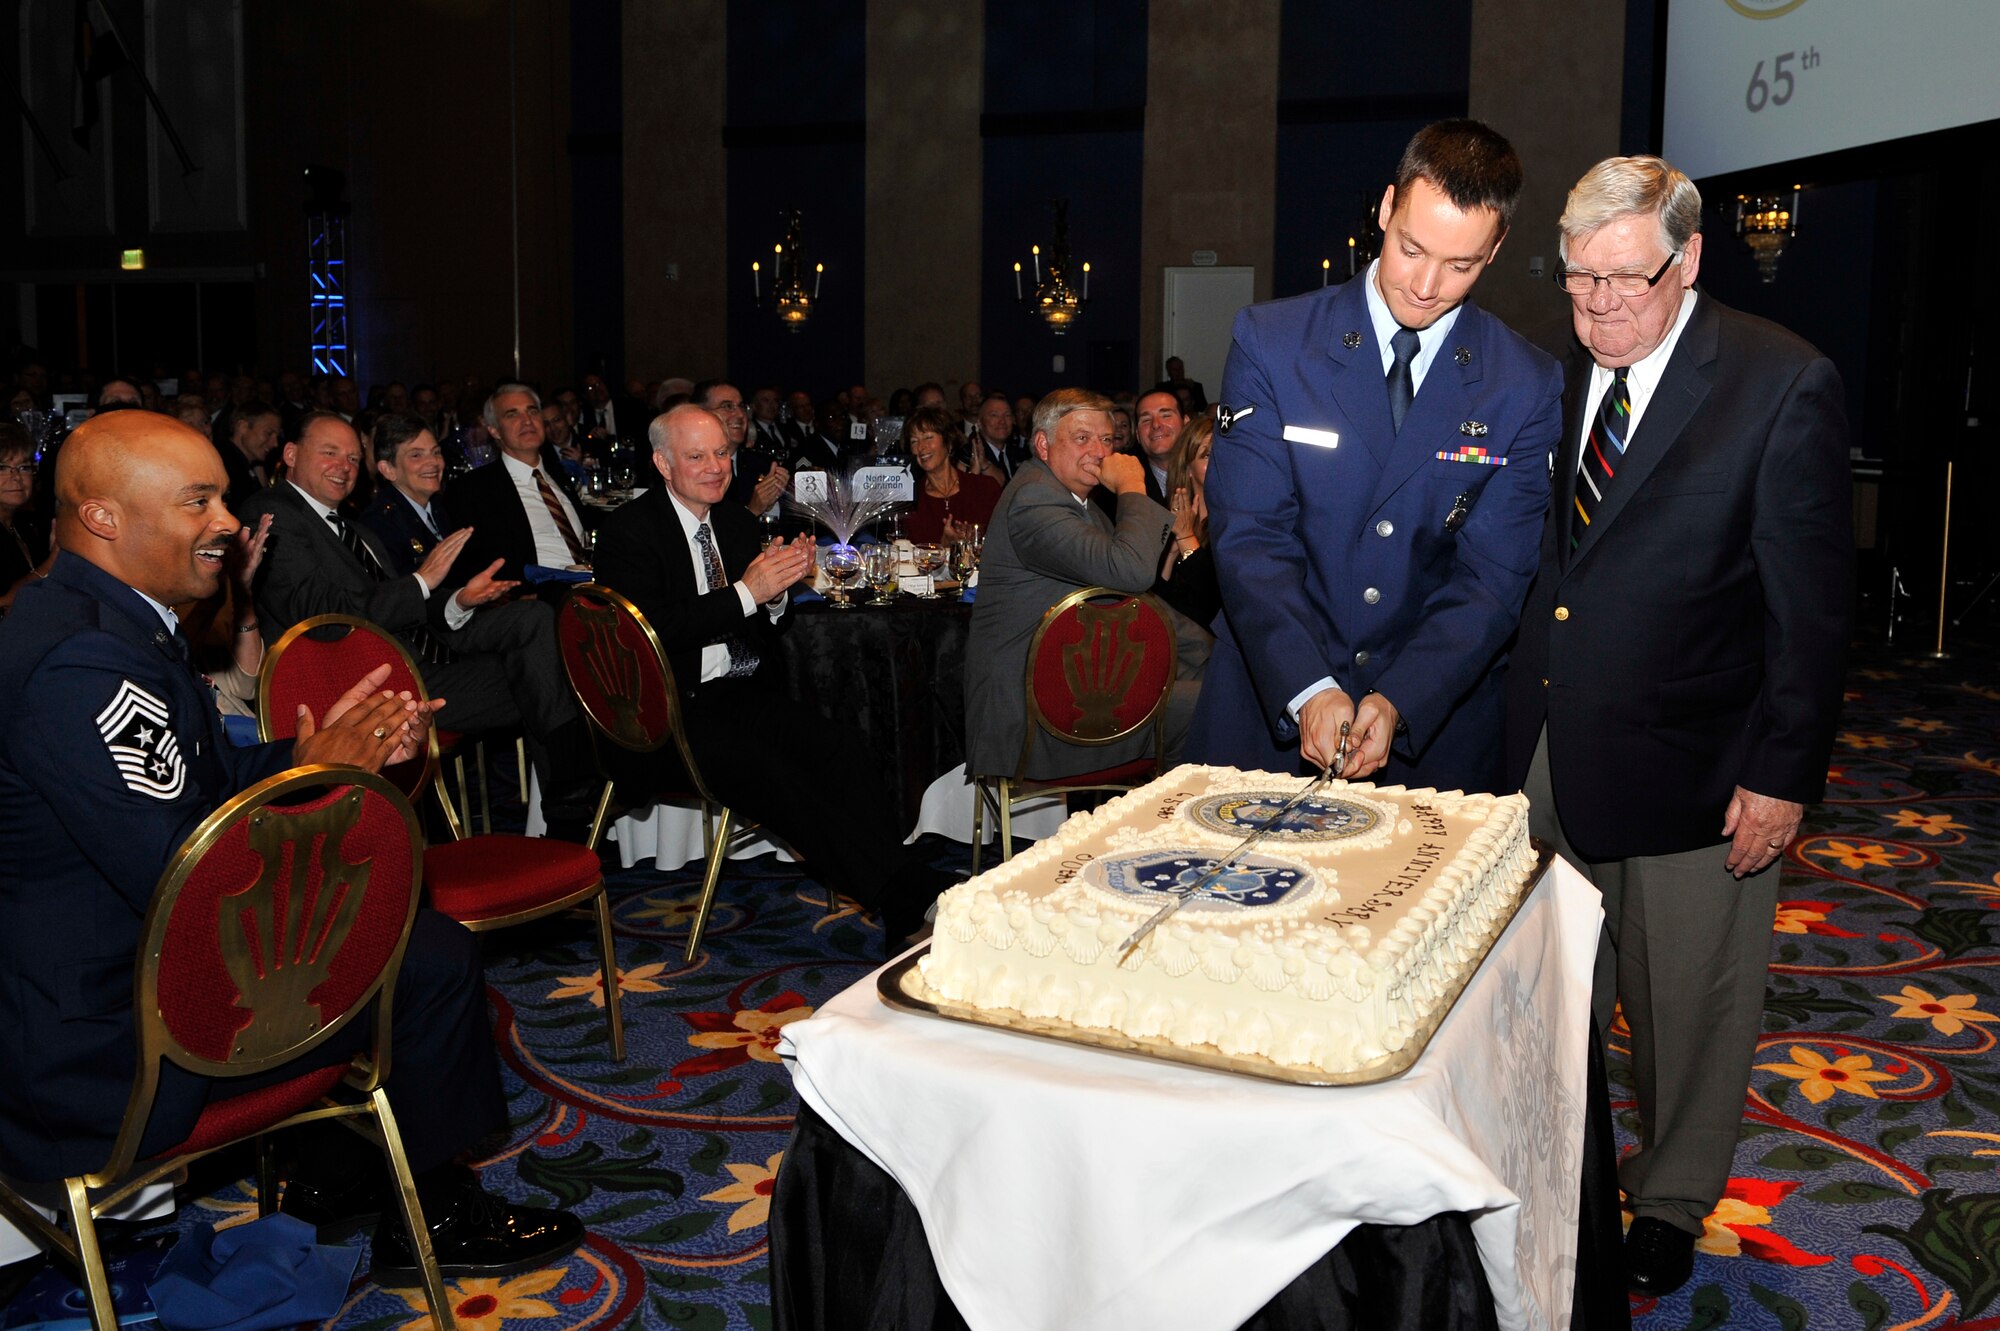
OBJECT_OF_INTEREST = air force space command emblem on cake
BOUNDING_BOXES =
[1187,790,1384,842]
[1085,850,1315,913]
[96,679,186,801]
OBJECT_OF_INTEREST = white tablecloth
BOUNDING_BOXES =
[780,858,1600,1331]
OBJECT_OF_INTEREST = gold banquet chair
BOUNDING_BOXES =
[0,768,458,1331]
[555,583,812,963]
[971,587,1178,871]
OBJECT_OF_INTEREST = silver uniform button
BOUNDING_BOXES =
[1354,650,1370,665]
[1363,587,1381,604]
[1375,519,1394,538]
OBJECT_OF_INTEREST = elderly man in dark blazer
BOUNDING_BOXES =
[965,389,1208,784]
[1505,155,1851,1296]
[591,404,951,947]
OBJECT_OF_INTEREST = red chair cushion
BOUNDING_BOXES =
[424,836,602,921]
[158,1065,348,1158]
[266,624,426,740]
[1012,757,1158,793]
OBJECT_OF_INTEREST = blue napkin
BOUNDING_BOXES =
[145,1215,359,1331]
[523,565,592,585]
[3,1231,174,1328]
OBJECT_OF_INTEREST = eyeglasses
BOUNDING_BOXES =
[0,464,34,477]
[1551,253,1680,298]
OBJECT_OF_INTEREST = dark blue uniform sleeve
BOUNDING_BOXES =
[18,630,292,913]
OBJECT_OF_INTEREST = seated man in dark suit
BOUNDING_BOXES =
[360,412,452,577]
[593,404,947,946]
[240,411,601,839]
[441,384,592,586]
[0,411,580,1282]
[699,379,789,518]
[971,391,1030,479]
[965,389,1209,784]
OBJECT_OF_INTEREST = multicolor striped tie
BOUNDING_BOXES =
[694,522,760,678]
[1570,366,1630,550]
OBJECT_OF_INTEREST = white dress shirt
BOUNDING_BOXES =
[665,489,787,684]
[500,453,588,569]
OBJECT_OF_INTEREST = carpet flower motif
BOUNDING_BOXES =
[673,990,814,1077]
[393,1267,566,1331]
[1892,717,1952,734]
[1838,732,1897,750]
[547,961,670,1008]
[1773,901,1864,937]
[701,1151,785,1233]
[1755,1046,1897,1104]
[1808,839,1907,870]
[1879,985,1999,1035]
[1886,809,1968,837]
[1696,1179,1834,1266]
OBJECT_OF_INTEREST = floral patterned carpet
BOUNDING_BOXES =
[7,636,1998,1330]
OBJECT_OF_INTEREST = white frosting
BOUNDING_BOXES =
[920,764,1534,1076]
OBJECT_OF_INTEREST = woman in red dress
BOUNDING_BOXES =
[902,404,1001,546]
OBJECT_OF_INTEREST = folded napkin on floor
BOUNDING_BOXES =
[145,1215,360,1331]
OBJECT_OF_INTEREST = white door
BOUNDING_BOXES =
[1162,267,1255,395]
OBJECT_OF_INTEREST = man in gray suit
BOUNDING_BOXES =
[965,389,1209,783]
[239,411,602,838]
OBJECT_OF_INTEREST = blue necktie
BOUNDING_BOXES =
[1387,327,1422,434]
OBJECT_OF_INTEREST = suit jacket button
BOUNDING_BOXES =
[1554,606,1570,621]
[1354,650,1370,665]
[1363,587,1381,604]
[1375,520,1394,538]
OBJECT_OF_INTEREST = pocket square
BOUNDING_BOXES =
[1282,425,1340,449]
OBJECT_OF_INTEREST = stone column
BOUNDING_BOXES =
[1137,0,1281,387]
[864,0,983,397]
[1468,0,1626,332]
[624,1,727,380]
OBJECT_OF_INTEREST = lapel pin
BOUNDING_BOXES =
[1459,420,1489,437]
[1342,331,1363,349]
[1444,491,1471,533]
[1453,347,1471,366]
[1215,403,1255,435]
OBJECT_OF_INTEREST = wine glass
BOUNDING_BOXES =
[913,544,947,598]
[864,544,897,604]
[951,538,979,585]
[819,543,863,609]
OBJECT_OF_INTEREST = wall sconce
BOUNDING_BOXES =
[1013,200,1089,334]
[1735,187,1801,284]
[751,208,823,332]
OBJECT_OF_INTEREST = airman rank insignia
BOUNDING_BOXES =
[1436,445,1507,466]
[1342,331,1363,349]
[1215,403,1256,435]
[97,679,186,801]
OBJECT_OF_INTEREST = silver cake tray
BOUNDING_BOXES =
[877,839,1557,1087]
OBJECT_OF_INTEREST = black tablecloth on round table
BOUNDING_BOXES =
[769,1018,1629,1331]
[779,597,973,828]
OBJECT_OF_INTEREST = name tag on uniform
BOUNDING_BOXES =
[1282,425,1340,449]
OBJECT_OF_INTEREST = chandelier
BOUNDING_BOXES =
[1735,187,1800,284]
[1013,200,1089,334]
[751,209,823,331]
[1323,193,1384,283]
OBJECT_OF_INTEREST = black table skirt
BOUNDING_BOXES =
[781,598,974,829]
[769,1020,1629,1331]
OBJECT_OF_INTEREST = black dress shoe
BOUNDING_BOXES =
[280,1168,391,1241]
[370,1182,584,1286]
[1625,1216,1697,1295]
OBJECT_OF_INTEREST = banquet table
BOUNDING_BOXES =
[773,858,1628,1331]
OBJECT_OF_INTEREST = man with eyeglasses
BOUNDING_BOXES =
[1504,155,1851,1296]
[1188,119,1559,793]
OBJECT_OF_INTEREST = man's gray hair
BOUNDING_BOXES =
[1030,387,1115,444]
[481,382,542,432]
[648,402,718,456]
[1557,155,1703,263]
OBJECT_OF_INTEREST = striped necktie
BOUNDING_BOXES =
[1570,366,1630,550]
[532,467,589,565]
[693,522,760,678]
[326,512,452,666]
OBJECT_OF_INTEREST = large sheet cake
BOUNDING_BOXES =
[919,764,1536,1076]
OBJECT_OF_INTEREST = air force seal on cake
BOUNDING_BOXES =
[1086,849,1314,913]
[1187,791,1382,842]
[96,679,186,801]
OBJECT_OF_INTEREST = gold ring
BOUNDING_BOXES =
[372,726,389,740]
[1766,839,1783,849]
